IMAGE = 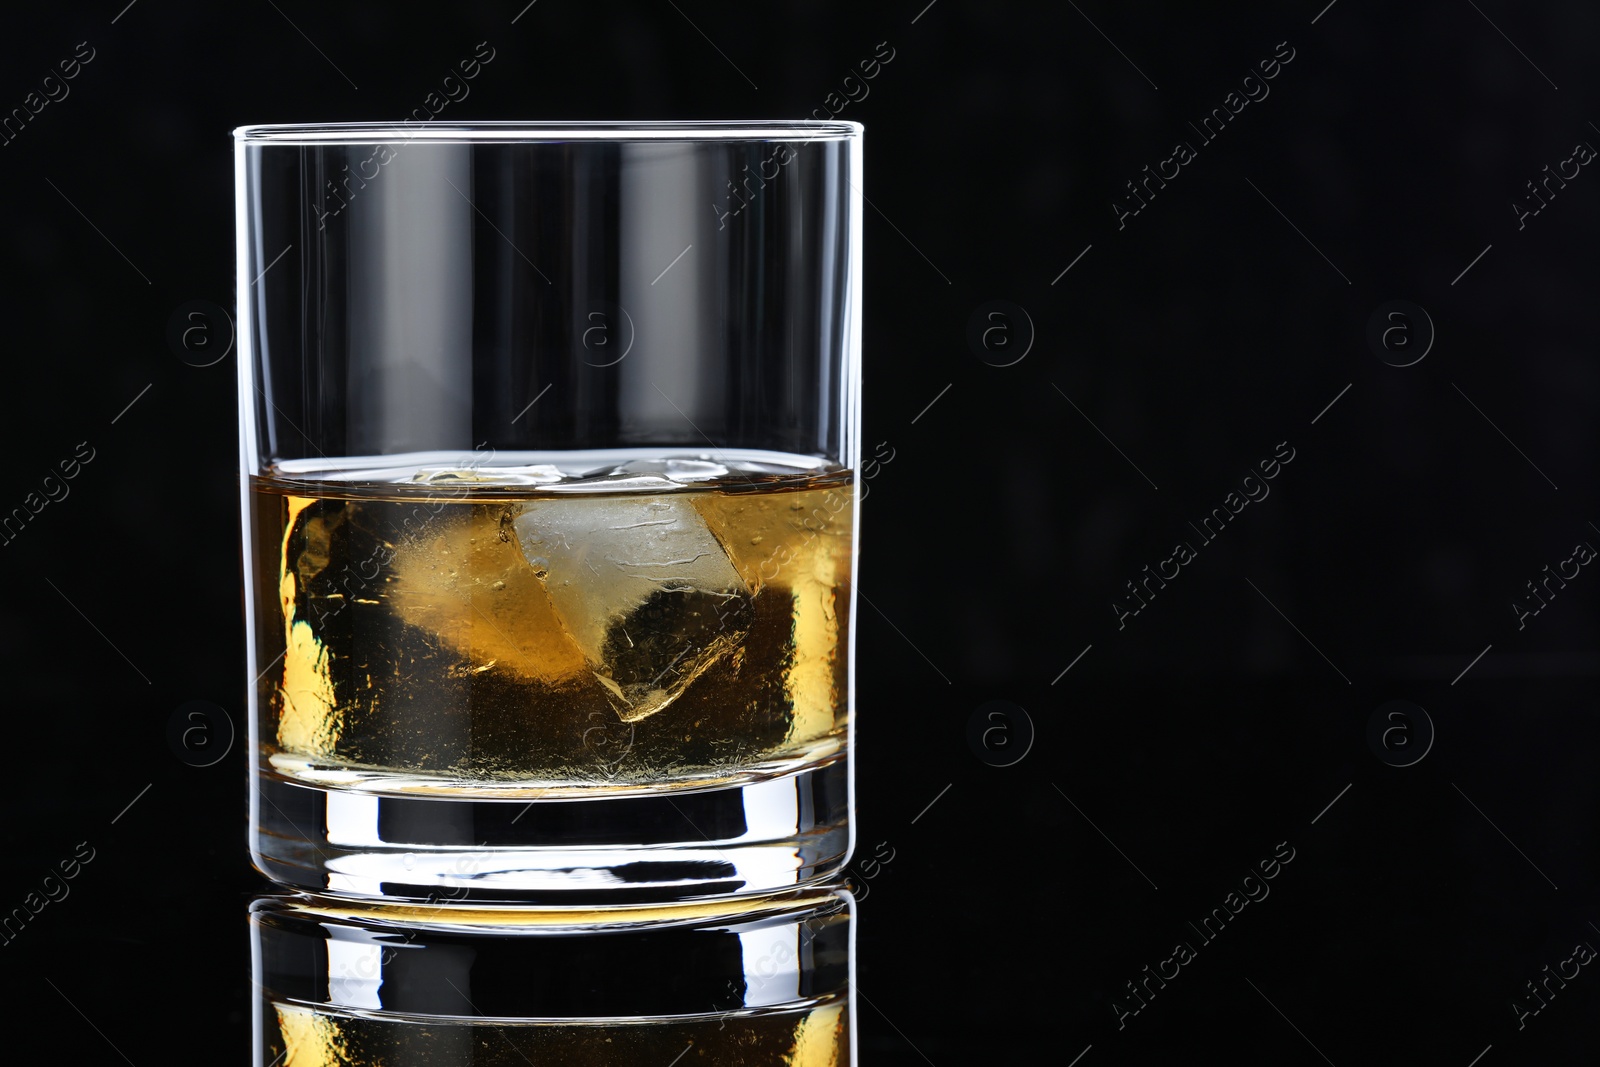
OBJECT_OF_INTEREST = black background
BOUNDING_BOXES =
[2,0,1598,1062]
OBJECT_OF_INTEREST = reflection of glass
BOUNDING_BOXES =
[234,122,863,902]
[251,885,855,1065]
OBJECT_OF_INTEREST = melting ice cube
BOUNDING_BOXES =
[512,495,753,722]
[609,457,730,483]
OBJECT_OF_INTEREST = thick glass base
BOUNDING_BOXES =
[252,756,851,904]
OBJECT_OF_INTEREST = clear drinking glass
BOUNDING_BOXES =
[235,121,862,902]
[250,884,856,1064]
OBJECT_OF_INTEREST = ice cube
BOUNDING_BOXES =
[407,465,565,485]
[513,495,753,722]
[606,457,730,483]
[564,457,731,492]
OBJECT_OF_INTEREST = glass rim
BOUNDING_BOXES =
[232,119,862,145]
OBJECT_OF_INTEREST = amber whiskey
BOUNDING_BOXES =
[249,457,853,797]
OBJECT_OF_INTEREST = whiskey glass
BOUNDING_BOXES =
[235,122,862,902]
[251,884,855,1064]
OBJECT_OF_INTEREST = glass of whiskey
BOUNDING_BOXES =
[235,122,862,902]
[251,884,855,1065]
